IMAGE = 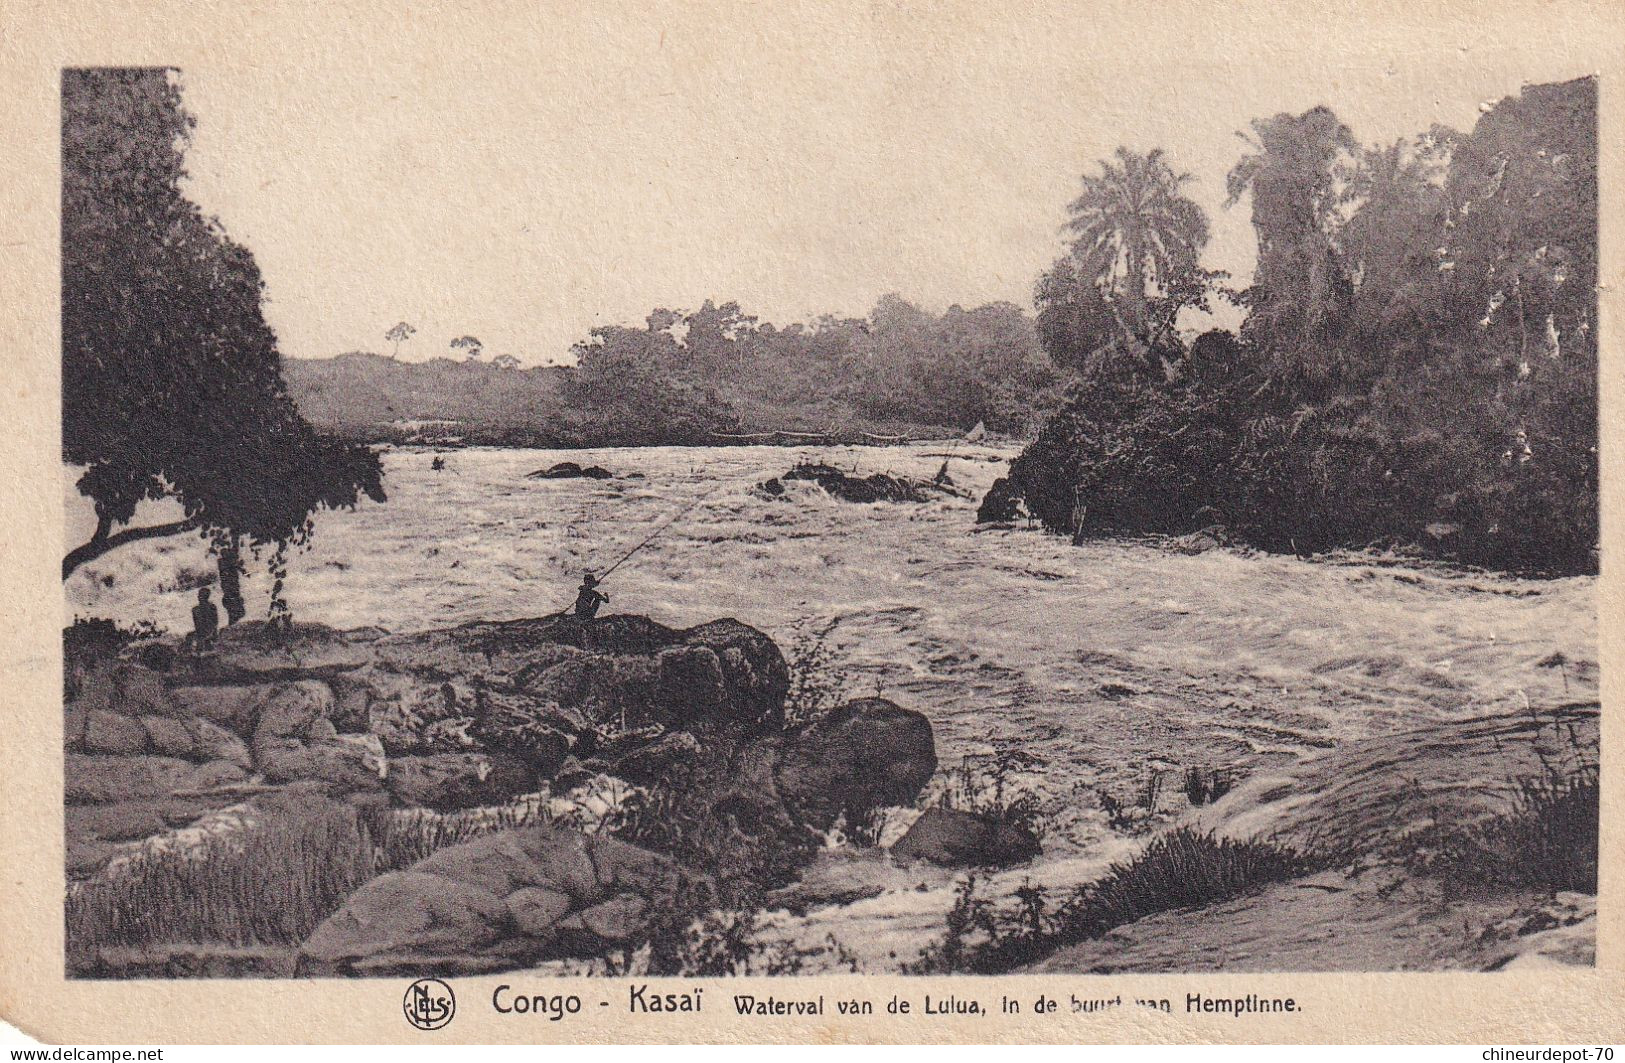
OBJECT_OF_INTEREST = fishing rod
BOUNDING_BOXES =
[597,485,719,581]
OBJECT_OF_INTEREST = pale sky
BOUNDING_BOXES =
[169,2,1608,366]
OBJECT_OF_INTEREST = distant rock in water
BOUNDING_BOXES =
[890,806,1042,868]
[1171,524,1233,556]
[527,461,615,480]
[761,462,938,504]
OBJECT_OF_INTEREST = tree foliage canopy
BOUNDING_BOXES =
[1007,79,1597,575]
[556,296,1060,444]
[63,67,384,580]
[1035,147,1223,383]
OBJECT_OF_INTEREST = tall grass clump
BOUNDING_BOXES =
[368,795,547,869]
[67,793,551,955]
[1053,828,1319,941]
[67,795,376,950]
[910,828,1324,973]
[1409,722,1599,893]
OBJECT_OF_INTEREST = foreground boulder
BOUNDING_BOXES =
[890,807,1042,868]
[777,698,939,829]
[297,823,699,976]
[690,697,938,871]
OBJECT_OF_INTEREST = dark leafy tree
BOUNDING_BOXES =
[562,321,742,445]
[62,67,385,588]
[1002,80,1597,575]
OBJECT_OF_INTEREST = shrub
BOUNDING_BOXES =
[782,619,848,728]
[63,617,164,661]
[905,875,1002,974]
[644,907,859,977]
[606,773,817,907]
[1180,766,1238,807]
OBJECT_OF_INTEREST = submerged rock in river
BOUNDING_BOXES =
[761,462,937,504]
[527,461,616,480]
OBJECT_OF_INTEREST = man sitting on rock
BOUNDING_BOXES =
[190,586,220,649]
[573,573,609,620]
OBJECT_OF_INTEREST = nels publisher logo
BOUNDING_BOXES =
[404,977,456,1031]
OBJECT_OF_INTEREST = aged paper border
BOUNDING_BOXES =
[1,0,1621,1044]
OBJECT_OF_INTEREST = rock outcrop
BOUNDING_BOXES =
[63,613,942,968]
[776,698,938,830]
[63,615,926,868]
[759,463,939,504]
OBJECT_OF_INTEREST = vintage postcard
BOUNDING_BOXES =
[1,0,1621,1046]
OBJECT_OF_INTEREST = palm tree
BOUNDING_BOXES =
[1063,147,1209,341]
[1224,107,1358,368]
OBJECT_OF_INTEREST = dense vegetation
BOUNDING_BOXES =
[63,69,384,593]
[1002,78,1597,575]
[287,295,1062,445]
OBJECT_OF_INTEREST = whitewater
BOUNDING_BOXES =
[64,443,1598,969]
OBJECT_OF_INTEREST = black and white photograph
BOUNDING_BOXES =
[14,0,1614,1040]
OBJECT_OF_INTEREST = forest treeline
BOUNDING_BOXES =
[287,295,1062,445]
[996,77,1597,575]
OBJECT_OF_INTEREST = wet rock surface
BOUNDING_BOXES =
[760,462,941,504]
[889,807,1042,868]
